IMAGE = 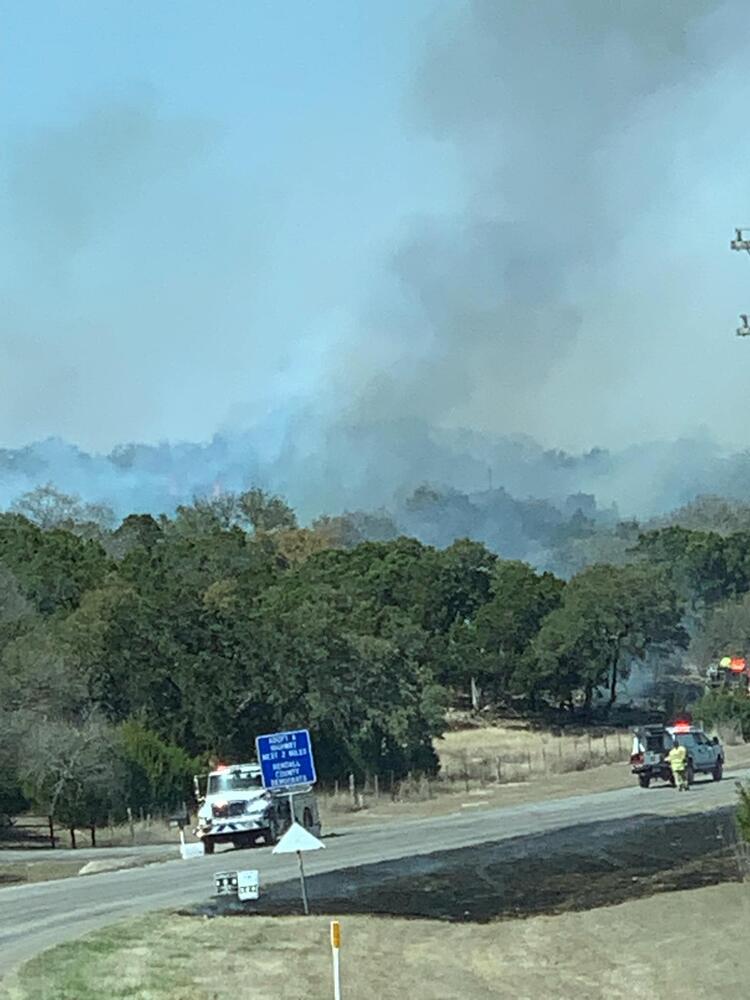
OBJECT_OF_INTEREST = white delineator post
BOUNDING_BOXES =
[331,920,342,1000]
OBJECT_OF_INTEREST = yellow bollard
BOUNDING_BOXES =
[330,920,342,999]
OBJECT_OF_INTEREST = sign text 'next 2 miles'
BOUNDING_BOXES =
[255,729,317,790]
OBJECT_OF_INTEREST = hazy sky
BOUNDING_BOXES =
[2,0,750,456]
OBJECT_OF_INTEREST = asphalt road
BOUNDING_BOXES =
[2,766,749,980]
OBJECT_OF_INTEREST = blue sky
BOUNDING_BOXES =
[3,0,750,460]
[0,0,464,449]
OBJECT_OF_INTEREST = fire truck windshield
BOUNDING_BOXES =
[208,771,263,795]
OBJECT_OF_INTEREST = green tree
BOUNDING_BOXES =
[473,561,564,700]
[108,513,162,558]
[0,514,108,615]
[0,712,27,822]
[118,720,200,815]
[11,483,114,536]
[238,488,297,533]
[688,591,750,670]
[691,690,750,742]
[635,526,750,612]
[532,564,686,711]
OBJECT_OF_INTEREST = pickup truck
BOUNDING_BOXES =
[630,723,724,788]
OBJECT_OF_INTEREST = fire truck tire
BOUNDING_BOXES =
[203,839,215,855]
[713,760,723,781]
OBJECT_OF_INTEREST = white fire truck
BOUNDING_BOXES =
[193,761,320,854]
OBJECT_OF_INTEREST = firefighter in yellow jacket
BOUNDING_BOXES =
[667,740,689,791]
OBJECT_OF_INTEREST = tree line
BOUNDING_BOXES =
[3,485,750,840]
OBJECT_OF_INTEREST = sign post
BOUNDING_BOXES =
[272,822,325,915]
[331,920,342,1000]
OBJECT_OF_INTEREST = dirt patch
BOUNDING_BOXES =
[195,806,743,923]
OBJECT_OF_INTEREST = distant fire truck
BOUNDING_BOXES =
[706,655,750,694]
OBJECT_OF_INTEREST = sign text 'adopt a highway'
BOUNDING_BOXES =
[255,729,317,790]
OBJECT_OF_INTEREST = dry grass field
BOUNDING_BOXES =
[436,721,631,779]
[6,881,750,1000]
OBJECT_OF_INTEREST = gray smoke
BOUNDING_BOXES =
[3,3,750,535]
[337,0,743,446]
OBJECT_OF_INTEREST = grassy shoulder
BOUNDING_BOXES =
[7,881,750,1000]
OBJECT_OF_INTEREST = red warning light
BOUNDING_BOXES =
[730,657,746,672]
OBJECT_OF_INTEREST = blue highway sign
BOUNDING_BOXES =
[255,729,317,790]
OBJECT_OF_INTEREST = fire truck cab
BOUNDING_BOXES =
[193,761,320,855]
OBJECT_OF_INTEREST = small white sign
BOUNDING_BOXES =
[237,869,260,901]
[180,841,204,860]
[214,870,238,895]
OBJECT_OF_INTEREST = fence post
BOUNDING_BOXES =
[374,774,379,799]
[603,734,609,761]
[127,806,135,844]
[495,756,502,783]
[349,773,356,809]
[461,749,470,793]
[48,815,56,849]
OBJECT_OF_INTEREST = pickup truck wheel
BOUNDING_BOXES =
[203,839,215,855]
[638,774,650,788]
[713,759,723,781]
[686,761,695,786]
